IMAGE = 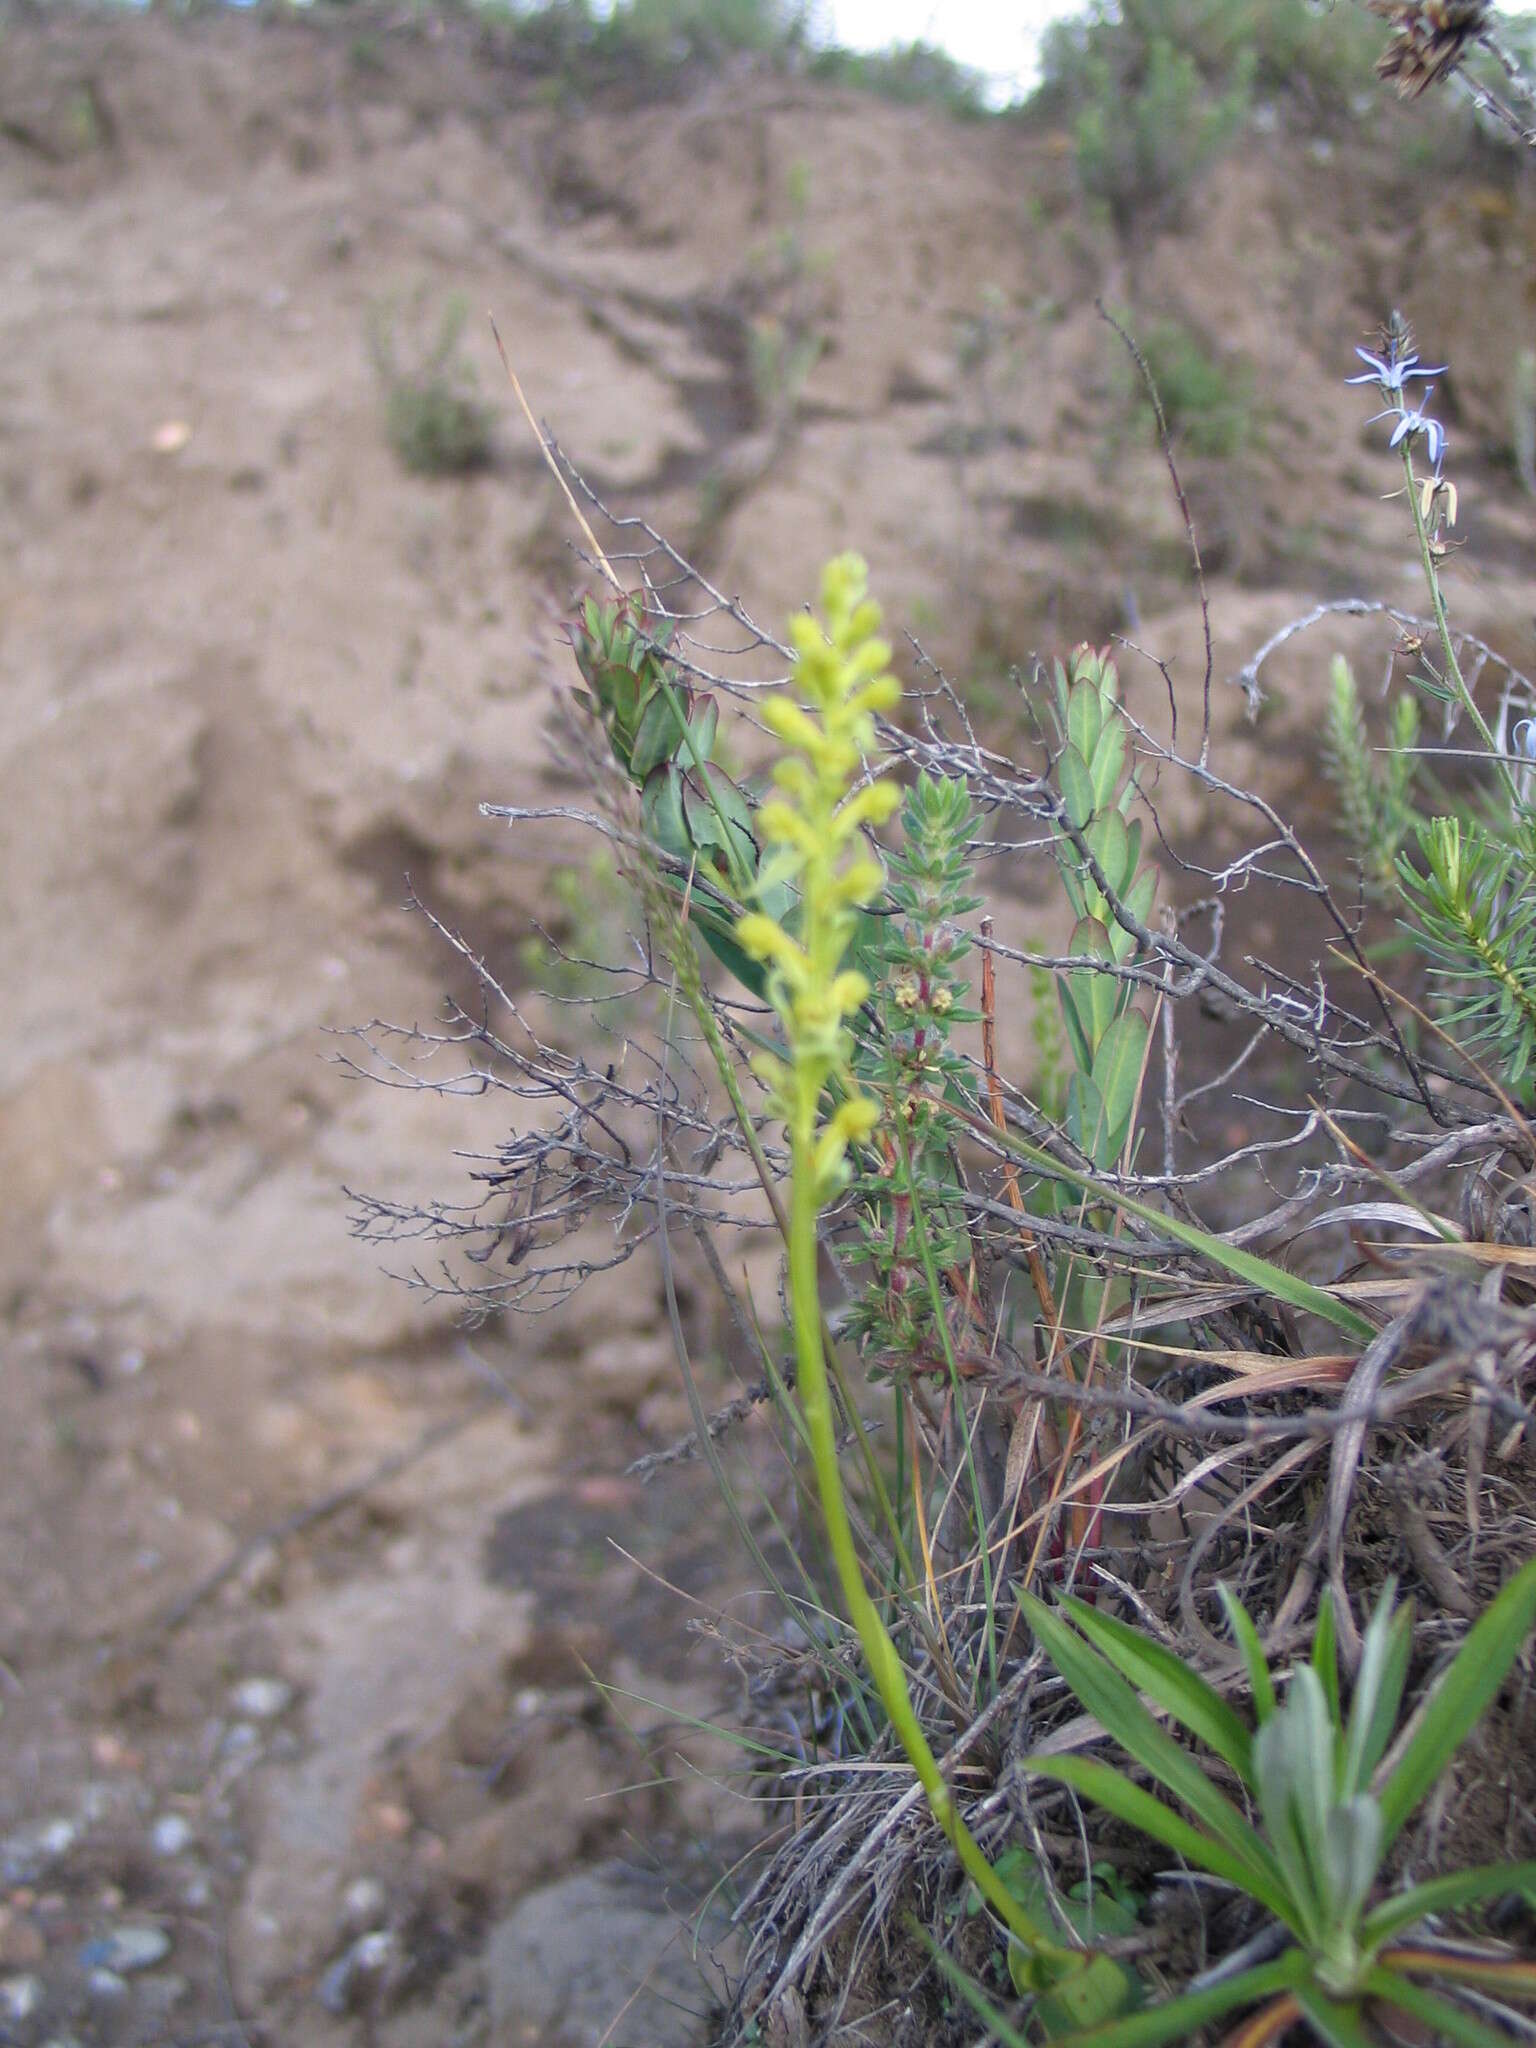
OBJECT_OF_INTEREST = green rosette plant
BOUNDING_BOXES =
[1015,1560,1536,2046]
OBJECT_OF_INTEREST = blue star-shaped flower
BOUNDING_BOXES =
[1346,344,1445,392]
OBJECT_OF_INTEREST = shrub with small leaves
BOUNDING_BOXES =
[369,291,495,478]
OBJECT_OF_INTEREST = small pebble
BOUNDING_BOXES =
[316,1929,393,2014]
[341,1877,386,1932]
[230,1677,292,1720]
[0,1974,43,2022]
[1,1817,76,1885]
[79,1924,171,1973]
[86,1966,127,1999]
[220,1722,260,1761]
[150,1814,192,1857]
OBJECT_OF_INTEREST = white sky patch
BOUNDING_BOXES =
[814,0,1061,101]
[817,0,1536,107]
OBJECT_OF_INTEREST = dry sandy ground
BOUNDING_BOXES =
[1,10,1533,2045]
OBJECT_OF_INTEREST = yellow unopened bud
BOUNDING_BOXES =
[850,674,902,718]
[833,857,884,906]
[828,969,871,1016]
[736,914,812,991]
[761,695,826,757]
[833,780,902,838]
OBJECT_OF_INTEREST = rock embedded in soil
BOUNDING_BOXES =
[1,1818,77,1886]
[0,1973,43,2023]
[315,1928,394,2015]
[483,1862,724,2048]
[78,1924,171,1973]
[149,1813,193,1857]
[229,1676,293,1720]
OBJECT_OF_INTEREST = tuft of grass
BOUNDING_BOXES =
[368,289,495,478]
[1124,315,1257,458]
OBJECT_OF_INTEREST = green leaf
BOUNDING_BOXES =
[1088,716,1127,812]
[1034,1955,1141,2036]
[979,1127,1375,1341]
[1090,1011,1150,1162]
[1378,1556,1536,1849]
[1218,1585,1276,1730]
[1121,818,1144,894]
[1068,676,1104,764]
[1060,744,1097,830]
[1069,918,1118,1048]
[1312,1588,1340,1738]
[1056,1594,1253,1779]
[629,682,689,780]
[641,761,688,860]
[1022,1598,1291,1914]
[1360,1858,1536,1949]
[1367,1969,1534,2048]
[1290,1985,1374,2048]
[1031,1754,1286,1915]
[686,692,719,763]
[1057,975,1096,1082]
[1341,1588,1412,1798]
[1067,1071,1107,1160]
[1021,1954,1309,2048]
[1088,809,1129,908]
[1121,864,1156,935]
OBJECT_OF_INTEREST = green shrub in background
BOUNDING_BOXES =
[1126,316,1257,458]
[368,290,495,477]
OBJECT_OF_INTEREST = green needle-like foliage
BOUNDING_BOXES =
[1323,655,1423,901]
[1396,811,1536,1089]
[844,770,981,1370]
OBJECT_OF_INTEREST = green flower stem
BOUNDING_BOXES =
[785,1109,1069,1963]
[881,1062,1001,1701]
[1401,445,1517,812]
[738,554,1073,1971]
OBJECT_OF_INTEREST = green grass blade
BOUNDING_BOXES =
[1029,1756,1297,1929]
[1033,1955,1308,2048]
[1291,1985,1374,2048]
[1024,1597,1286,1901]
[1378,1557,1536,1849]
[1219,1584,1276,1726]
[1312,1588,1340,1736]
[1361,1860,1536,1949]
[1342,1594,1412,1798]
[1056,1594,1253,1779]
[1382,1946,1536,1998]
[957,1110,1375,1340]
[1367,1968,1534,2048]
[912,1928,1030,2048]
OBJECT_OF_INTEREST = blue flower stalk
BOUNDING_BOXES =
[1349,313,1518,807]
[737,554,1074,1971]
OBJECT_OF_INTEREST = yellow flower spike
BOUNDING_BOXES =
[762,695,830,757]
[757,800,820,855]
[729,559,1063,1967]
[736,914,812,987]
[831,857,884,904]
[849,675,902,719]
[828,969,871,1016]
[833,782,902,838]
